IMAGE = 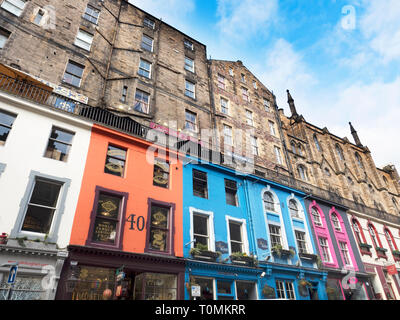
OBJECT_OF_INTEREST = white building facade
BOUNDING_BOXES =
[0,88,92,300]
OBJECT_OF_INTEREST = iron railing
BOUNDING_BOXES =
[1,72,399,224]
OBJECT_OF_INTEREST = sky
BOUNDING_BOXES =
[129,0,400,171]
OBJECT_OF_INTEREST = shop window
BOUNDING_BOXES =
[193,169,208,199]
[20,178,62,234]
[134,273,177,300]
[216,281,234,300]
[89,191,124,246]
[276,280,295,300]
[229,221,244,254]
[326,279,344,300]
[0,109,16,146]
[153,158,169,188]
[146,201,174,255]
[69,266,116,300]
[0,275,44,300]
[236,281,257,300]
[190,277,214,300]
[225,179,238,206]
[104,144,127,177]
[44,126,75,162]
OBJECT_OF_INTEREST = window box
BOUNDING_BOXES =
[190,245,220,261]
[376,247,388,254]
[299,252,319,262]
[359,243,372,250]
[392,250,400,257]
[230,253,258,267]
[271,244,294,259]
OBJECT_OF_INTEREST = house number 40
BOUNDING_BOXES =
[126,215,145,231]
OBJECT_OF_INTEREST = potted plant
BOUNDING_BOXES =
[189,243,221,261]
[376,247,388,254]
[298,278,312,297]
[359,243,372,251]
[230,252,258,266]
[392,249,400,257]
[262,285,276,299]
[0,233,8,245]
[271,244,294,258]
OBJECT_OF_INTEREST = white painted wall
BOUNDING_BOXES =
[0,92,92,248]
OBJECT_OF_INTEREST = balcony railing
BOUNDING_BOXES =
[1,72,399,225]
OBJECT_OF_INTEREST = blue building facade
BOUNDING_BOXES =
[182,158,328,300]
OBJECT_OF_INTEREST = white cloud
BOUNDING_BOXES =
[359,0,400,63]
[128,0,195,30]
[216,0,278,40]
[257,38,317,112]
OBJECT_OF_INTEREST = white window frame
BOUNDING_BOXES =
[263,98,270,112]
[83,5,100,24]
[245,109,253,126]
[274,146,283,165]
[217,74,225,89]
[295,230,308,254]
[74,29,94,51]
[185,80,196,99]
[185,110,197,132]
[269,224,282,248]
[250,136,258,156]
[134,89,150,114]
[138,59,152,79]
[319,237,332,263]
[241,87,249,102]
[141,34,154,52]
[220,97,229,115]
[185,56,195,73]
[189,207,215,251]
[331,213,341,231]
[143,17,155,29]
[269,121,276,136]
[311,207,323,227]
[223,124,233,146]
[1,0,26,17]
[226,216,249,255]
[339,241,352,266]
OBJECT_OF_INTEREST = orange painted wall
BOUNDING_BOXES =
[69,124,183,257]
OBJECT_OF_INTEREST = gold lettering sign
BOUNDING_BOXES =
[153,163,169,186]
[151,229,166,251]
[152,210,167,227]
[94,221,116,243]
[105,162,123,174]
[107,149,126,158]
[99,200,118,217]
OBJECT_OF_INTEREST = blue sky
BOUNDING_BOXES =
[130,0,400,171]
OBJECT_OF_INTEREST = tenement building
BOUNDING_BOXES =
[0,0,400,300]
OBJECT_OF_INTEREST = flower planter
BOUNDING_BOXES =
[299,253,318,261]
[230,255,257,267]
[191,250,220,261]
[0,233,8,245]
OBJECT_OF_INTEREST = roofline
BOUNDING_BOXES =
[124,0,207,48]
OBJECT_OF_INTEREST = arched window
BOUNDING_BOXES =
[331,212,341,231]
[348,176,354,185]
[289,199,300,218]
[384,227,398,252]
[263,192,275,212]
[313,134,321,152]
[368,184,375,193]
[297,165,308,181]
[324,168,331,177]
[291,141,297,154]
[352,219,363,245]
[355,152,364,168]
[311,207,323,227]
[298,144,303,156]
[368,223,384,255]
[336,144,344,161]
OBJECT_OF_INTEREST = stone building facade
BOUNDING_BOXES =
[0,0,213,145]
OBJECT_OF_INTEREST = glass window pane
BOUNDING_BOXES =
[217,281,231,294]
[153,160,169,188]
[21,205,55,234]
[149,229,167,251]
[66,61,84,78]
[106,145,126,160]
[29,180,61,207]
[193,215,208,236]
[96,193,121,219]
[229,222,241,241]
[92,218,117,244]
[105,157,125,177]
[45,140,71,162]
[0,110,16,127]
[150,206,169,229]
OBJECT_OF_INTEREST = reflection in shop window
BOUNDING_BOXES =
[69,266,115,300]
[148,205,170,252]
[236,281,257,300]
[190,277,214,300]
[134,273,177,300]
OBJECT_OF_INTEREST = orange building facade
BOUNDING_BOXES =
[56,124,185,300]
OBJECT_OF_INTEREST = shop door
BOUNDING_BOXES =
[308,282,319,300]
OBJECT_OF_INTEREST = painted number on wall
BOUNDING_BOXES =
[126,215,145,231]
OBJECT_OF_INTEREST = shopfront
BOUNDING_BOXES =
[185,260,262,300]
[56,245,185,300]
[324,269,371,300]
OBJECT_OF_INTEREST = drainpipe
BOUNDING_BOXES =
[243,178,258,258]
[207,59,219,152]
